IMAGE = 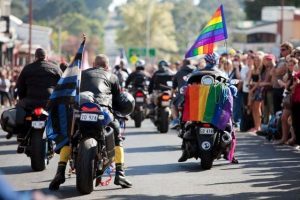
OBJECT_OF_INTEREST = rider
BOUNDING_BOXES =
[170,59,196,129]
[49,54,133,190]
[14,48,62,142]
[125,59,148,90]
[178,53,238,163]
[81,54,133,188]
[148,60,174,116]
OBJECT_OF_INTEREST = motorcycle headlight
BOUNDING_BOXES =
[201,75,214,85]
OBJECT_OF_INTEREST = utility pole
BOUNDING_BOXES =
[28,0,32,63]
[146,1,153,62]
[280,0,285,44]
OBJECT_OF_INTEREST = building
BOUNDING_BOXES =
[232,6,300,54]
[0,0,12,66]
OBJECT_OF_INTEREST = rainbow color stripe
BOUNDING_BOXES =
[185,5,228,58]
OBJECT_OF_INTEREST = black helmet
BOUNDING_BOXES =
[135,59,145,70]
[113,92,135,116]
[158,60,169,71]
[1,108,17,133]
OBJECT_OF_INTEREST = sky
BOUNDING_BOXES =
[108,0,201,11]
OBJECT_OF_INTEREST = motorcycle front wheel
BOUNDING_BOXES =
[76,138,97,194]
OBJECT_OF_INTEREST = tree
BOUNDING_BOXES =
[11,0,27,20]
[245,0,300,20]
[172,0,211,54]
[116,0,178,59]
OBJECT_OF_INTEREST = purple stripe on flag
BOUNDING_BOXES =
[196,28,225,42]
[194,34,226,48]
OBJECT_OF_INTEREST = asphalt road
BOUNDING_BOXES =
[0,119,300,200]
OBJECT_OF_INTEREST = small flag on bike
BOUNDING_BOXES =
[48,37,86,107]
[185,4,228,58]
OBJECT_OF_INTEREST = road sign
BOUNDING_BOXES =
[128,48,156,58]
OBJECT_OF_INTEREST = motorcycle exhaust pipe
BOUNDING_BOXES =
[221,131,232,148]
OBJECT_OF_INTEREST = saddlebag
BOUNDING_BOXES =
[105,127,115,158]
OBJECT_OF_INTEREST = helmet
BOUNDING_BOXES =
[1,108,17,133]
[79,91,95,104]
[135,59,145,70]
[113,92,135,116]
[158,60,169,69]
[204,53,219,67]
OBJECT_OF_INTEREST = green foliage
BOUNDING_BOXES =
[11,0,107,57]
[11,0,27,20]
[172,0,210,54]
[117,0,178,59]
[245,0,300,20]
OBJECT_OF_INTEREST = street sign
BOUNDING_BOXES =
[128,48,156,58]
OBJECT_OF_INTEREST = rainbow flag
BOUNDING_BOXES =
[185,5,228,58]
[182,83,233,131]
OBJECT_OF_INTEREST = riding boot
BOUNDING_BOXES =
[178,149,189,162]
[114,163,132,188]
[49,162,66,190]
[114,146,132,188]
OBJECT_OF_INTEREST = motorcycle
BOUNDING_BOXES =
[150,82,172,133]
[179,70,237,169]
[130,87,147,128]
[1,107,53,171]
[70,101,116,194]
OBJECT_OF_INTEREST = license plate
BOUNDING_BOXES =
[32,121,45,129]
[136,97,144,102]
[161,101,170,107]
[199,128,214,135]
[80,113,98,122]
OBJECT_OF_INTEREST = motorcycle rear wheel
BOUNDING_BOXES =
[30,130,46,171]
[134,111,143,128]
[201,152,214,170]
[76,138,97,194]
[158,108,169,133]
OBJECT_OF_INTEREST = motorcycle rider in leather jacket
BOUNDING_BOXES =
[125,59,149,91]
[14,48,62,141]
[178,53,238,164]
[49,54,132,190]
[147,60,174,116]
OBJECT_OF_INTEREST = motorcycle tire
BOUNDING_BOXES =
[76,138,97,194]
[158,108,169,134]
[134,111,143,128]
[201,152,214,170]
[30,130,46,171]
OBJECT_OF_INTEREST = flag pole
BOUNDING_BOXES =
[70,34,86,139]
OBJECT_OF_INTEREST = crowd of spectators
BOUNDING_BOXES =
[211,42,300,150]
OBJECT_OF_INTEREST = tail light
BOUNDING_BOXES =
[81,106,100,112]
[135,91,144,97]
[34,108,43,116]
[202,123,211,128]
[161,94,170,101]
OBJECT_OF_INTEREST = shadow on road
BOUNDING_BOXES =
[104,191,298,200]
[0,149,17,155]
[126,145,179,154]
[0,165,32,175]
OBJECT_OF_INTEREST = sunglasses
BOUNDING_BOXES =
[281,48,287,51]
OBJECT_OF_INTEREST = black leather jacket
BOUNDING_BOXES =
[125,70,148,89]
[80,67,121,108]
[148,69,174,94]
[16,59,62,109]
